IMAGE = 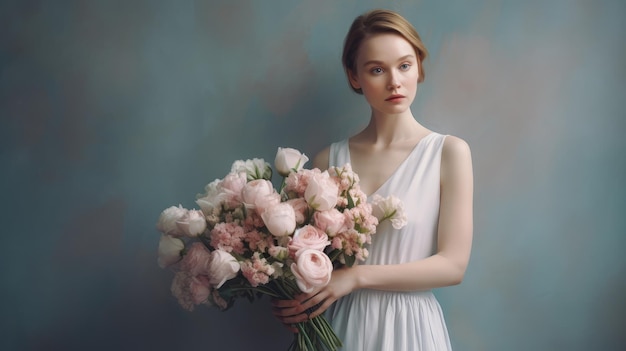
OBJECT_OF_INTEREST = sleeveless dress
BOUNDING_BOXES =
[326,132,452,351]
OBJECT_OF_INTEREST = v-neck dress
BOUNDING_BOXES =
[326,132,452,351]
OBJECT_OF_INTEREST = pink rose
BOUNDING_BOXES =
[274,147,309,176]
[220,172,247,207]
[261,203,296,237]
[313,208,348,237]
[285,198,309,225]
[254,192,282,215]
[304,171,339,211]
[288,225,330,254]
[241,179,277,213]
[291,249,333,293]
[156,205,187,236]
[180,242,212,276]
[208,250,240,288]
[157,234,184,268]
[176,209,207,237]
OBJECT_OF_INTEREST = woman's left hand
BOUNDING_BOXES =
[295,266,360,320]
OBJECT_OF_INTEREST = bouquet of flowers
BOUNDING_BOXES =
[156,147,407,351]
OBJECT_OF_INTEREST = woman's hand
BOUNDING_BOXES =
[271,266,360,331]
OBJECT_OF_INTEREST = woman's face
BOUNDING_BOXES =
[350,33,419,115]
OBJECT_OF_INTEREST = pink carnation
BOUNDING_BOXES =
[171,271,195,311]
[210,222,246,255]
[190,275,212,305]
[240,252,275,287]
[245,229,273,253]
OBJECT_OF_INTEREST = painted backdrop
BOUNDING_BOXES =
[1,0,625,350]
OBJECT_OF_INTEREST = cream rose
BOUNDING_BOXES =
[208,250,240,289]
[291,249,333,293]
[288,225,330,254]
[371,194,408,229]
[195,180,221,215]
[274,147,309,177]
[156,205,187,236]
[231,158,272,180]
[304,171,339,211]
[157,234,184,268]
[176,209,207,237]
[261,203,296,237]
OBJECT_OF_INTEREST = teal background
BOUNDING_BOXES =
[1,0,625,350]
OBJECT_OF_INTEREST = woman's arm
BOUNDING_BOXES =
[273,136,473,323]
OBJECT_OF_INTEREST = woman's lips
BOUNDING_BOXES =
[385,94,405,102]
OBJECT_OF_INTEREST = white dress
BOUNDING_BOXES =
[326,132,452,351]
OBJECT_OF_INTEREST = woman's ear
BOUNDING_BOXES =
[348,69,361,90]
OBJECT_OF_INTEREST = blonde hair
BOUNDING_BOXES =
[342,9,428,94]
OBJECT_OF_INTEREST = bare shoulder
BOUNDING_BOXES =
[442,135,472,162]
[312,146,331,170]
[441,135,473,181]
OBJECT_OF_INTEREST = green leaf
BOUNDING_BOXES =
[344,253,356,267]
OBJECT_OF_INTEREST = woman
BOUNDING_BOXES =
[273,9,473,350]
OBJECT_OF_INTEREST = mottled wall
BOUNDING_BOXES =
[1,0,625,350]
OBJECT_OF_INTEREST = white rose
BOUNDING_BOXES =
[196,179,221,215]
[231,158,272,180]
[241,179,276,212]
[304,171,339,211]
[156,205,187,236]
[157,234,184,268]
[261,203,297,237]
[176,209,207,237]
[209,250,241,288]
[274,147,309,177]
[291,249,333,293]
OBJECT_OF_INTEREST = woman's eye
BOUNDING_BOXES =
[400,63,411,70]
[371,67,383,74]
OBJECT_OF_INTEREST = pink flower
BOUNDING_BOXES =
[157,234,184,268]
[313,208,348,237]
[176,209,207,237]
[288,225,330,255]
[261,203,296,237]
[171,272,195,311]
[285,198,309,225]
[291,249,333,293]
[210,222,246,254]
[274,147,309,176]
[284,168,320,197]
[180,242,212,276]
[305,171,339,211]
[208,250,240,288]
[156,205,187,236]
[241,179,277,214]
[220,172,247,208]
[190,275,212,305]
[240,252,275,287]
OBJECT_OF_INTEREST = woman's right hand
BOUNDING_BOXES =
[271,298,309,333]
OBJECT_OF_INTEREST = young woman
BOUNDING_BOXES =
[273,9,473,350]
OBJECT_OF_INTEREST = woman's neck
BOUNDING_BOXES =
[359,109,427,146]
